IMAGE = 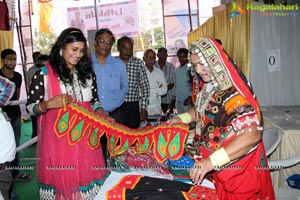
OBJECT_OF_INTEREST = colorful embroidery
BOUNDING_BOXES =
[0,76,16,105]
[182,186,219,200]
[54,102,189,163]
[224,93,248,115]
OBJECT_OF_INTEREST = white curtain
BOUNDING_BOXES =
[249,7,300,106]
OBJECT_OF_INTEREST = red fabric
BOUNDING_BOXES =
[37,64,107,199]
[107,175,219,200]
[0,2,10,31]
[201,138,275,200]
[209,38,262,123]
[192,38,274,199]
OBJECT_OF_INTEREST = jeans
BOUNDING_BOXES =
[9,116,21,177]
[0,169,12,200]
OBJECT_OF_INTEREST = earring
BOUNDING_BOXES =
[59,49,62,56]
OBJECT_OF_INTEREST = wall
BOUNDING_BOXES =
[249,6,300,106]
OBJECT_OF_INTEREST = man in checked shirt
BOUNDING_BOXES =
[116,36,150,128]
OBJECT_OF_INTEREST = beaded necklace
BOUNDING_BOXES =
[63,70,83,102]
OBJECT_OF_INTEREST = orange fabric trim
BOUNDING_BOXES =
[106,188,126,200]
[224,94,248,115]
[113,175,142,190]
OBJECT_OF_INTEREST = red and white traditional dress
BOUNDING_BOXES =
[190,38,275,200]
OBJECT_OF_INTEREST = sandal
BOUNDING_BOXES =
[14,173,32,182]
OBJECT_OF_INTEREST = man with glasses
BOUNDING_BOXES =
[92,28,128,163]
[92,28,128,122]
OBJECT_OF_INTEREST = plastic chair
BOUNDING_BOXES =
[262,128,300,169]
[262,128,282,157]
[268,155,300,169]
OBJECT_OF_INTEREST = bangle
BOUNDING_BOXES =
[32,104,38,115]
[94,106,103,112]
[209,148,231,169]
[178,113,192,124]
[62,97,66,111]
[38,103,46,113]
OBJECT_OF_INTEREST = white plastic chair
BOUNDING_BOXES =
[262,128,300,168]
[262,128,282,157]
[262,128,300,199]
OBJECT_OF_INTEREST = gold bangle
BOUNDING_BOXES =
[62,97,66,111]
[209,148,230,169]
[178,113,192,124]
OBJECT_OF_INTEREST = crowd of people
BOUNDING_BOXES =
[0,27,275,199]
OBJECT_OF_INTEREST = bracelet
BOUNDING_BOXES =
[62,97,66,111]
[32,104,38,115]
[38,103,46,113]
[209,148,231,169]
[178,113,192,124]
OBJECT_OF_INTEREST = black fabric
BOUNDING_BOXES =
[125,176,192,200]
[108,103,124,124]
[121,101,140,129]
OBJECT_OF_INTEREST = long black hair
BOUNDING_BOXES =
[49,27,92,86]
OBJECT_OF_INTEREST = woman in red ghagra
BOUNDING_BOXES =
[168,37,275,200]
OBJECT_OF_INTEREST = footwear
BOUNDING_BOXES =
[13,173,32,182]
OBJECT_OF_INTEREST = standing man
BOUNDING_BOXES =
[143,49,167,116]
[26,51,41,139]
[155,47,175,114]
[92,28,128,123]
[92,29,128,164]
[0,75,16,200]
[174,48,192,114]
[117,36,150,128]
[0,49,31,181]
[26,51,41,85]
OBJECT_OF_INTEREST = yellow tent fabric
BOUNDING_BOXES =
[0,31,14,68]
[188,0,251,78]
[39,2,53,34]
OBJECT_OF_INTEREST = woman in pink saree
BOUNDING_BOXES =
[26,28,107,199]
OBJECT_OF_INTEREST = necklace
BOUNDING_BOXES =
[195,83,217,136]
[64,70,83,101]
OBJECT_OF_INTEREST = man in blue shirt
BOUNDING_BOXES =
[174,48,192,114]
[92,28,128,165]
[92,28,128,123]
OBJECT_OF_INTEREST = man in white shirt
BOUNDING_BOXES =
[143,49,167,116]
[0,75,16,200]
[155,47,175,114]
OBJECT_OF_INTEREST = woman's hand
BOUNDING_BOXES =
[167,116,182,126]
[46,94,74,109]
[96,109,116,122]
[189,158,214,185]
[96,108,108,116]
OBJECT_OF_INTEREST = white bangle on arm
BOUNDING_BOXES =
[38,102,46,113]
[209,148,231,170]
[177,113,192,124]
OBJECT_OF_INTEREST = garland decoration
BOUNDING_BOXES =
[54,102,189,163]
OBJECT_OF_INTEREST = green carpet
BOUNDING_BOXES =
[14,121,39,200]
